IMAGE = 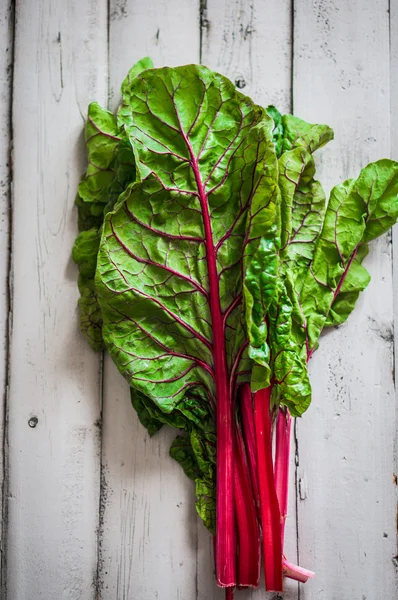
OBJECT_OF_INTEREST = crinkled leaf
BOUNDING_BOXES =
[72,229,103,350]
[121,56,154,98]
[242,116,280,386]
[73,105,137,350]
[75,194,103,232]
[97,64,278,412]
[266,105,284,157]
[72,228,100,279]
[78,103,123,204]
[278,150,327,261]
[300,159,398,349]
[131,388,164,437]
[76,276,104,350]
[324,244,371,327]
[195,478,216,534]
[268,280,311,416]
[252,114,332,414]
[281,114,334,154]
[169,435,203,480]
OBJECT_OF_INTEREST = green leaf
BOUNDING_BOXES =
[97,64,278,413]
[169,435,202,480]
[268,279,311,416]
[324,244,371,327]
[252,113,332,414]
[76,276,104,351]
[73,103,137,351]
[121,56,154,98]
[75,194,103,232]
[72,228,100,279]
[130,388,164,436]
[242,116,280,386]
[266,105,284,157]
[300,159,398,349]
[281,114,334,154]
[195,477,216,534]
[78,103,123,205]
[72,229,103,350]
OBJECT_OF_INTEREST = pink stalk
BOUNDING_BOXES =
[239,384,260,510]
[234,419,260,587]
[274,407,292,545]
[274,408,315,584]
[283,558,315,583]
[181,129,236,587]
[254,387,283,592]
[225,588,235,600]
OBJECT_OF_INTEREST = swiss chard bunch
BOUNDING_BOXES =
[72,58,398,598]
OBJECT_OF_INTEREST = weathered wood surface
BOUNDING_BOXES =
[0,0,13,591]
[99,2,200,598]
[1,0,397,598]
[294,1,397,598]
[5,1,107,598]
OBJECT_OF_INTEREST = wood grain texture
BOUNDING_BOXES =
[200,2,297,598]
[293,1,397,598]
[201,0,291,113]
[3,1,397,599]
[6,1,107,598]
[99,2,201,598]
[390,0,398,588]
[0,0,13,590]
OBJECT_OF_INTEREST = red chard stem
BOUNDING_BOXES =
[239,384,260,512]
[234,418,260,587]
[254,387,283,592]
[274,407,292,546]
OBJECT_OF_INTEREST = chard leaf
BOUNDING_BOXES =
[324,244,370,327]
[78,103,123,205]
[72,228,103,349]
[268,280,311,416]
[195,478,216,534]
[72,227,100,279]
[76,276,104,350]
[243,115,280,385]
[121,56,154,97]
[97,65,279,412]
[254,113,333,414]
[281,114,334,154]
[170,435,202,480]
[73,106,137,350]
[130,388,164,436]
[75,195,103,232]
[266,105,284,157]
[300,159,398,350]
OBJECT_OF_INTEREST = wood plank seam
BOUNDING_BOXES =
[389,0,398,579]
[95,0,111,594]
[1,1,16,597]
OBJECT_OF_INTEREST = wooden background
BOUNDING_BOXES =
[0,0,397,598]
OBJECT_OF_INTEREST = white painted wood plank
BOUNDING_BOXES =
[389,0,398,588]
[201,0,291,113]
[200,2,295,599]
[99,2,200,598]
[293,2,397,598]
[0,0,13,586]
[6,1,107,598]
